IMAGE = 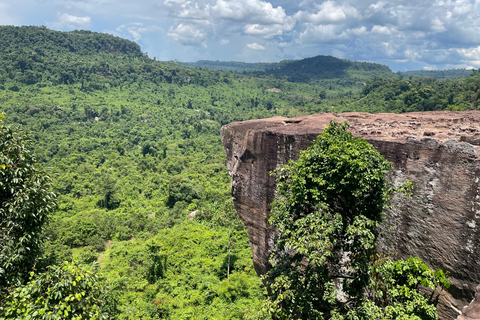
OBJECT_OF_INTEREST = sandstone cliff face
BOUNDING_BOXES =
[221,111,480,320]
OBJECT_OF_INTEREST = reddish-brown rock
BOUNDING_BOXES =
[221,111,480,320]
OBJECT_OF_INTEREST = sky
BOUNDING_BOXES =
[1,0,480,71]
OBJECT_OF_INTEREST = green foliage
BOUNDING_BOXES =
[183,57,395,83]
[166,177,203,208]
[1,260,118,319]
[100,221,267,319]
[262,55,394,83]
[182,60,278,73]
[362,256,450,320]
[334,71,480,113]
[264,121,449,320]
[0,117,56,289]
[399,69,473,79]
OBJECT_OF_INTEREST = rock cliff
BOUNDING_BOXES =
[458,285,480,320]
[221,111,480,320]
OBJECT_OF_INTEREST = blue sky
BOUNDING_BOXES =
[1,0,480,71]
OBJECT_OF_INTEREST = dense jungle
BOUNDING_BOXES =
[1,25,480,319]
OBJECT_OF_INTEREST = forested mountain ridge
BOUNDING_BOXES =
[0,25,479,319]
[399,69,473,79]
[181,60,278,73]
[0,25,231,90]
[184,55,395,86]
[0,25,143,55]
[339,72,480,113]
[258,55,394,82]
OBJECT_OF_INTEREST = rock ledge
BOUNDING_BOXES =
[221,111,480,320]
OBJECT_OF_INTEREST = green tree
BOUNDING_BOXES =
[0,114,56,290]
[263,121,449,320]
[1,260,119,319]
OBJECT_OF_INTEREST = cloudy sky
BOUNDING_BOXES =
[1,0,480,71]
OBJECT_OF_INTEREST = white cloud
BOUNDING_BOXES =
[298,24,347,42]
[167,23,208,47]
[161,0,293,47]
[246,42,266,50]
[212,0,287,24]
[53,13,91,29]
[381,41,399,56]
[371,25,396,35]
[431,17,446,32]
[244,20,295,38]
[369,2,386,12]
[220,39,230,45]
[452,0,473,15]
[405,48,422,60]
[295,1,359,24]
[347,26,368,35]
[116,23,161,42]
[163,0,211,20]
[457,46,480,60]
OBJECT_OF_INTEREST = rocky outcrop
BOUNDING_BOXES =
[221,111,480,320]
[458,285,480,320]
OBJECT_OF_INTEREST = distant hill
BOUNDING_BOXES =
[184,55,395,83]
[0,25,229,89]
[0,25,143,56]
[398,69,474,79]
[259,55,395,83]
[181,60,277,73]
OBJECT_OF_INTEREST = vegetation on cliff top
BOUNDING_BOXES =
[264,121,450,319]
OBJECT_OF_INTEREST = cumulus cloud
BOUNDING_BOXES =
[167,23,208,47]
[451,0,474,15]
[244,20,295,38]
[295,1,359,24]
[457,46,480,61]
[163,0,211,20]
[431,17,446,32]
[212,0,288,24]
[298,24,347,43]
[347,26,368,35]
[368,2,386,12]
[246,42,266,50]
[371,25,396,35]
[116,23,161,42]
[51,13,91,29]
[160,0,294,49]
[405,48,422,60]
[10,0,480,69]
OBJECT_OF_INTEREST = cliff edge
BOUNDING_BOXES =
[221,111,480,320]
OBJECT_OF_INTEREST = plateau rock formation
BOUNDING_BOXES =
[221,111,480,320]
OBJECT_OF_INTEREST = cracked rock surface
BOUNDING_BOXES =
[458,285,480,320]
[221,111,480,320]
